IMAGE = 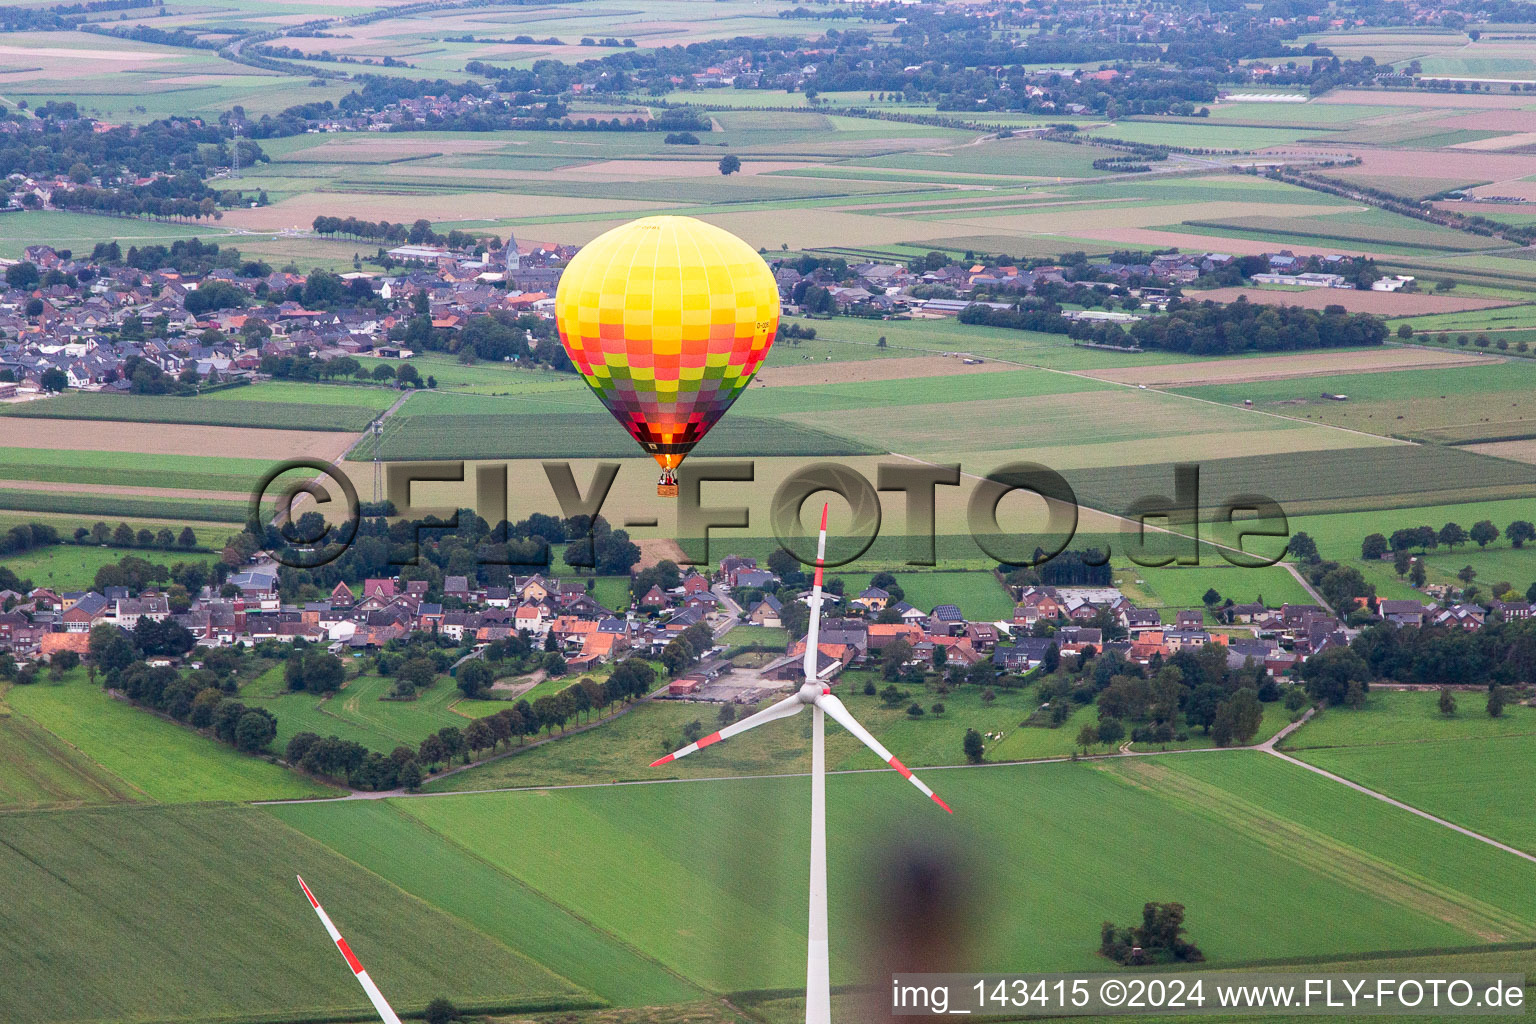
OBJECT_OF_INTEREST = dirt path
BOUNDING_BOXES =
[1264,745,1536,866]
[1281,564,1334,615]
[491,671,545,698]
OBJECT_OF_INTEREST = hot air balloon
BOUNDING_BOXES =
[555,216,779,495]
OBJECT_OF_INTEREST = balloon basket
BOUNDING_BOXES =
[657,484,679,497]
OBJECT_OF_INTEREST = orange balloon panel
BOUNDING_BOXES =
[555,216,780,469]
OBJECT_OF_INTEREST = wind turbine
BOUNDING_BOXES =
[650,503,952,1024]
[297,876,403,1024]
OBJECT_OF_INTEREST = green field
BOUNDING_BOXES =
[427,678,1048,792]
[1282,688,1536,751]
[265,800,705,1007]
[2,392,378,431]
[0,542,220,592]
[4,670,334,803]
[0,210,227,258]
[0,489,248,524]
[0,446,280,493]
[242,665,512,757]
[1064,445,1536,518]
[372,412,880,461]
[0,702,139,811]
[1174,360,1536,442]
[1295,736,1536,857]
[1135,564,1316,613]
[830,570,1013,620]
[402,751,1536,995]
[0,804,588,1024]
[204,381,400,409]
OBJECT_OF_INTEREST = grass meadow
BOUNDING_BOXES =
[0,446,279,493]
[242,664,512,757]
[0,542,219,592]
[265,799,706,1007]
[402,751,1536,995]
[0,703,139,811]
[1281,688,1536,750]
[2,392,380,431]
[0,804,587,1024]
[1296,735,1536,857]
[829,570,1014,619]
[4,669,333,803]
[426,678,1048,792]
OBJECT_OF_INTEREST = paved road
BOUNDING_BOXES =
[710,582,743,638]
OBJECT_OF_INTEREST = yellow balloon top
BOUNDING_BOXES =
[554,216,780,470]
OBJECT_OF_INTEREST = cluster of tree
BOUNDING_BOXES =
[85,625,279,752]
[285,731,417,790]
[661,621,718,677]
[89,553,215,607]
[311,214,500,252]
[70,520,201,552]
[1101,902,1203,966]
[81,21,223,51]
[1098,296,1387,355]
[0,110,236,180]
[116,237,252,277]
[382,308,573,374]
[1366,519,1532,558]
[1055,646,1275,752]
[1303,619,1536,697]
[1001,549,1114,589]
[284,648,346,694]
[0,0,155,31]
[0,522,61,561]
[957,301,1071,333]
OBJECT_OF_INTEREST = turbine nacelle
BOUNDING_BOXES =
[797,681,829,703]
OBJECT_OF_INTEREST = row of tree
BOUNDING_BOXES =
[1365,519,1534,559]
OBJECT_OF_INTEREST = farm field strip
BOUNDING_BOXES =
[1289,736,1536,859]
[1113,755,1533,940]
[0,413,356,461]
[0,804,587,1024]
[4,670,333,804]
[0,700,140,811]
[0,447,280,493]
[1,392,380,432]
[265,800,703,1007]
[397,754,1528,992]
[1268,745,1536,869]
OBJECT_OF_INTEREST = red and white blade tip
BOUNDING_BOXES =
[888,756,953,814]
[819,502,828,531]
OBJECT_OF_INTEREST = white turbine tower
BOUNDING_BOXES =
[650,503,951,1024]
[297,876,403,1024]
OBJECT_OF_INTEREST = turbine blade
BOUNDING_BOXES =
[815,693,952,813]
[803,502,829,685]
[297,876,404,1024]
[650,692,804,767]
